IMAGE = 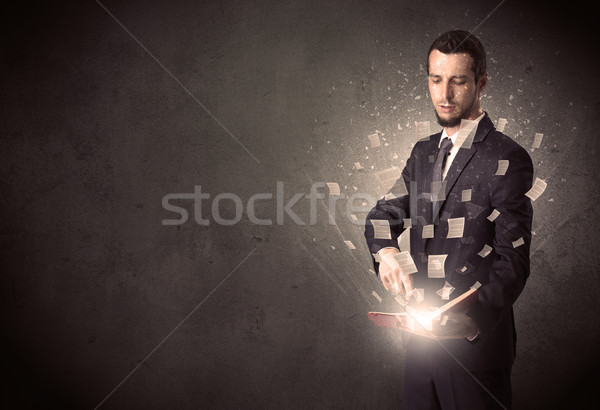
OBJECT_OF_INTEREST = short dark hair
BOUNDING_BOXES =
[427,30,487,81]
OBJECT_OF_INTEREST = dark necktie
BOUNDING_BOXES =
[431,137,453,222]
[433,137,453,182]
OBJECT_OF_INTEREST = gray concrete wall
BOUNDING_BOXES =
[1,0,598,408]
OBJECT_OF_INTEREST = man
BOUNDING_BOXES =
[364,30,533,409]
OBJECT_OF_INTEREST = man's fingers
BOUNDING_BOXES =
[378,252,415,300]
[379,255,403,295]
[379,269,390,291]
[378,262,392,291]
[401,272,414,296]
[384,273,400,295]
[389,267,403,295]
[389,267,411,299]
[381,278,391,291]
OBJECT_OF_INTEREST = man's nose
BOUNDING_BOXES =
[441,82,453,101]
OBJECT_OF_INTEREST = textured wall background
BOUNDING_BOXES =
[1,0,598,408]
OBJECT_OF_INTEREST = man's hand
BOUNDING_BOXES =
[378,248,414,298]
[400,311,478,340]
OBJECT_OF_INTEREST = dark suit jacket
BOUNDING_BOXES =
[364,113,533,370]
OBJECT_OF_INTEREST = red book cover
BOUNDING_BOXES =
[367,312,407,329]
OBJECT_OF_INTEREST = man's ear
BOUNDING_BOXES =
[478,72,488,94]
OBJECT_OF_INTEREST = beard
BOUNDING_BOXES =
[434,110,462,128]
[434,94,478,128]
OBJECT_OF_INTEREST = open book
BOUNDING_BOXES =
[368,287,479,329]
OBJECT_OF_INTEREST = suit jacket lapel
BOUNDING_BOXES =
[443,114,495,202]
[442,144,477,201]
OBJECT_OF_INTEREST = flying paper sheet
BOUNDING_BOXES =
[372,220,391,239]
[512,237,525,248]
[495,160,509,176]
[422,224,434,238]
[455,119,478,149]
[372,291,383,303]
[354,162,363,170]
[394,294,408,307]
[436,281,456,301]
[532,133,543,149]
[344,240,356,250]
[428,254,448,278]
[525,177,547,201]
[461,189,472,202]
[440,315,449,326]
[368,133,381,148]
[398,229,411,253]
[477,244,493,258]
[392,251,418,275]
[497,118,508,132]
[431,180,447,202]
[374,166,403,194]
[409,288,424,303]
[465,202,486,219]
[326,182,341,196]
[403,218,412,228]
[487,209,500,222]
[447,217,465,238]
[415,121,431,140]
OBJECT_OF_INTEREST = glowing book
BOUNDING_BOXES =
[368,287,479,329]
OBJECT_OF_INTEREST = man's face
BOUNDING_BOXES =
[428,49,485,128]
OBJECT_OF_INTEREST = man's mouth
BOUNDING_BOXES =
[439,105,455,113]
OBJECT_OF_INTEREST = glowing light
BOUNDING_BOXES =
[406,306,434,332]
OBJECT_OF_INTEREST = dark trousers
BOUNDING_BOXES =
[405,341,512,410]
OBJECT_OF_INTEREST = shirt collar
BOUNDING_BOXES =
[439,112,485,148]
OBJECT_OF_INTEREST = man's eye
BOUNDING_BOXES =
[454,80,466,85]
